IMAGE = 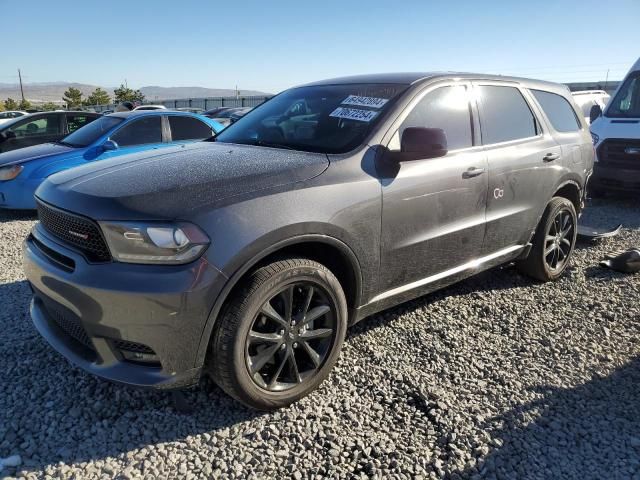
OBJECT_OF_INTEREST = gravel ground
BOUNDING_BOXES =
[0,197,639,480]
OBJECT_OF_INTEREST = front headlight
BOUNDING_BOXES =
[0,164,23,181]
[591,132,599,146]
[99,221,210,265]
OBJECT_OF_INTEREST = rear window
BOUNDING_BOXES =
[531,90,581,132]
[477,85,538,144]
[62,116,124,147]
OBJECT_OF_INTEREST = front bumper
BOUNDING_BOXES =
[0,178,41,210]
[591,163,640,193]
[23,224,227,389]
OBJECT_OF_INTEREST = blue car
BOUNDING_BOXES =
[0,111,223,209]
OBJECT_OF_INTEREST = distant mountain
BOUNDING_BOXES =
[140,86,270,100]
[0,82,271,104]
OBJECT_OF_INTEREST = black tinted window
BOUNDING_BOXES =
[478,86,537,144]
[531,90,580,132]
[67,114,97,133]
[168,116,213,141]
[399,86,472,150]
[111,116,162,147]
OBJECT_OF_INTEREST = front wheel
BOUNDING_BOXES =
[209,258,347,410]
[517,197,577,282]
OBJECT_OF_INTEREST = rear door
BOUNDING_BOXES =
[474,82,563,254]
[166,115,216,145]
[529,89,587,177]
[379,82,488,293]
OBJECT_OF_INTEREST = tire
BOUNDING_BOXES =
[517,197,577,282]
[209,257,347,410]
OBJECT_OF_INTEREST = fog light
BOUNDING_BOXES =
[121,349,160,364]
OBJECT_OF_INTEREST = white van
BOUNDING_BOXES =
[571,90,610,124]
[589,58,640,195]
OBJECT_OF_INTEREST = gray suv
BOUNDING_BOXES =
[23,73,593,409]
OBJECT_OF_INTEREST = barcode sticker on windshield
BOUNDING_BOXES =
[330,107,378,122]
[341,95,389,109]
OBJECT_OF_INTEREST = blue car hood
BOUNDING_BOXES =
[0,142,77,167]
[36,141,329,219]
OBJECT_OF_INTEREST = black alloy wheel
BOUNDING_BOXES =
[245,282,336,391]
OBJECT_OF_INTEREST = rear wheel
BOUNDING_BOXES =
[517,197,577,282]
[209,258,347,410]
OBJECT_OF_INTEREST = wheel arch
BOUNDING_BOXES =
[194,234,363,368]
[553,179,583,214]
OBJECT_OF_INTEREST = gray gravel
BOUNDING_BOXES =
[0,197,639,480]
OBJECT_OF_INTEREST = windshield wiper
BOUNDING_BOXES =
[252,139,296,150]
[56,140,76,147]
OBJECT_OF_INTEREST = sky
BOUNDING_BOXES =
[1,0,639,94]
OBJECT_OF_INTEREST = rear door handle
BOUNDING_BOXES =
[543,153,560,162]
[462,167,486,178]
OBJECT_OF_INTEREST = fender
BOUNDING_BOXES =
[525,177,584,247]
[193,233,363,368]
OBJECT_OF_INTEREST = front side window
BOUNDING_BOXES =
[214,83,408,154]
[62,116,124,147]
[607,72,640,118]
[398,85,473,150]
[477,85,538,144]
[168,116,213,141]
[531,90,581,132]
[111,116,162,147]
[7,115,61,137]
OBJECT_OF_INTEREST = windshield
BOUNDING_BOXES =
[607,72,640,118]
[214,83,408,154]
[61,116,124,147]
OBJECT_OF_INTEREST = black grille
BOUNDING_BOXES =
[598,139,640,171]
[113,339,155,355]
[36,200,111,262]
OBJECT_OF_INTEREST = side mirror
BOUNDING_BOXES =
[589,104,602,124]
[400,127,448,160]
[101,139,118,151]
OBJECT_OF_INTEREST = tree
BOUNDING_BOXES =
[84,87,111,106]
[113,84,145,104]
[63,87,83,108]
[41,102,59,111]
[4,98,18,110]
[18,99,31,110]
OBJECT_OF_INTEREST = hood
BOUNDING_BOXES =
[591,116,640,141]
[0,142,76,167]
[37,141,329,219]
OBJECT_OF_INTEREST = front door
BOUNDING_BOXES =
[1,113,64,152]
[99,115,166,161]
[379,83,488,294]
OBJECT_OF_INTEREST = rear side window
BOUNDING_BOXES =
[399,85,473,150]
[66,114,95,133]
[531,90,580,132]
[168,116,213,141]
[477,86,538,144]
[111,116,162,147]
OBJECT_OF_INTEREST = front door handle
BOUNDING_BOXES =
[462,166,486,179]
[543,153,560,162]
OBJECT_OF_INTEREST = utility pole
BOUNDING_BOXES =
[604,69,610,93]
[18,68,25,103]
